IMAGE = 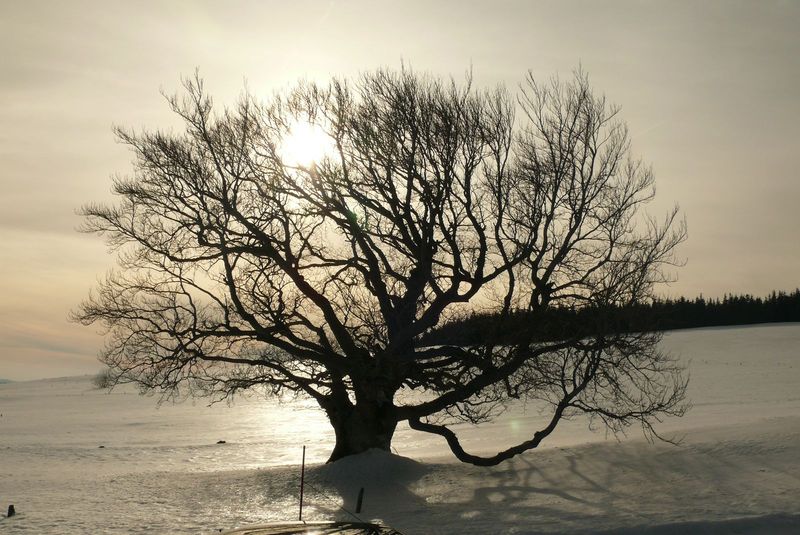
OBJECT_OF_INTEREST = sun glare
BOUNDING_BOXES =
[280,120,336,168]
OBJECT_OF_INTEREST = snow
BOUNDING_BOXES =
[1,323,799,534]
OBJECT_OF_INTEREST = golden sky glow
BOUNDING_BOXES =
[280,120,336,169]
[1,0,798,380]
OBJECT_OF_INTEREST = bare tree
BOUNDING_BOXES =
[75,68,687,464]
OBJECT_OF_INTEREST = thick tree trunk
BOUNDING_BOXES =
[325,400,398,463]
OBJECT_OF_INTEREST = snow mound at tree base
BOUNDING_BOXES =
[315,449,428,483]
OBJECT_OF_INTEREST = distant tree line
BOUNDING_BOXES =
[422,289,800,346]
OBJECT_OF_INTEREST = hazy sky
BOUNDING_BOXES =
[1,0,798,380]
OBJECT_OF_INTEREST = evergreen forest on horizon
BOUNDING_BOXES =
[422,289,800,347]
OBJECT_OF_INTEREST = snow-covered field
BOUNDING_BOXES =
[1,324,799,534]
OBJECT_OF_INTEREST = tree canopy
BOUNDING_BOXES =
[76,68,687,464]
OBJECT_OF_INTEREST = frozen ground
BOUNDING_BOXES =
[1,323,799,534]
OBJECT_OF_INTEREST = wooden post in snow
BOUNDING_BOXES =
[299,446,306,521]
[355,487,365,514]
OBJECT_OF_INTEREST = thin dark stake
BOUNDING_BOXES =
[299,445,306,521]
[355,487,364,514]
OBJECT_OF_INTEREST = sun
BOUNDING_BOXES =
[280,119,336,168]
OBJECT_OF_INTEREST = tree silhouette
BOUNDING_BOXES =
[76,68,687,464]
